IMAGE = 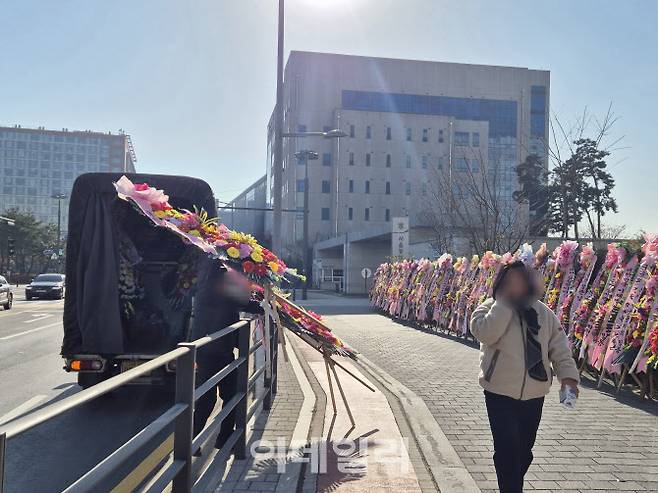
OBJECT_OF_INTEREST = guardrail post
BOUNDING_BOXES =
[235,321,250,459]
[0,432,6,493]
[263,315,274,410]
[271,320,278,401]
[173,343,196,493]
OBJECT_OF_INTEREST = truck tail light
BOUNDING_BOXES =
[68,359,104,372]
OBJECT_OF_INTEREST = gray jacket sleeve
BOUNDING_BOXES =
[470,298,514,346]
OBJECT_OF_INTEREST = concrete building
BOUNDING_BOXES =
[0,125,136,233]
[264,51,549,292]
[219,175,267,242]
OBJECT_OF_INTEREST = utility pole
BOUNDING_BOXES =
[272,0,285,255]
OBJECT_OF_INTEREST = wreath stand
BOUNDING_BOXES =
[272,292,376,428]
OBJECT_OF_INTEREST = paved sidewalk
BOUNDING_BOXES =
[321,308,658,493]
[215,337,305,492]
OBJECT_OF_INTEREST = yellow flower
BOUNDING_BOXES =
[154,210,167,219]
[251,251,263,263]
[227,247,240,258]
[188,230,201,237]
[268,261,279,273]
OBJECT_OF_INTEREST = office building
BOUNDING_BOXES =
[0,125,136,233]
[219,175,267,242]
[260,51,550,291]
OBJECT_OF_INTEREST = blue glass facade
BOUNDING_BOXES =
[530,86,546,138]
[341,90,517,138]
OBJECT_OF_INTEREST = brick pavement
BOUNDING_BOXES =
[323,310,658,493]
[216,343,305,493]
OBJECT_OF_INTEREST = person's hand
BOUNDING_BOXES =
[561,378,579,396]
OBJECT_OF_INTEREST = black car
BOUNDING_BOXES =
[0,275,13,310]
[26,273,66,300]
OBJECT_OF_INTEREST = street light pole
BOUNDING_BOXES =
[294,150,318,300]
[272,0,285,255]
[303,152,310,300]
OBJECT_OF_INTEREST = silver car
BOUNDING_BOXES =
[0,275,13,310]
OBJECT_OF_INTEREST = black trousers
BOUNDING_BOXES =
[484,391,544,493]
[193,347,238,448]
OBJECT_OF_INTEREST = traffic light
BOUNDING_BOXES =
[7,237,15,256]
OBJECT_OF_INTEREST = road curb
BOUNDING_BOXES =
[355,354,482,493]
[274,331,316,493]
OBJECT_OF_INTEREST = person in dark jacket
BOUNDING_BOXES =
[192,262,262,450]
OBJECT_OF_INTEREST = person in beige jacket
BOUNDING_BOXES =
[470,261,579,493]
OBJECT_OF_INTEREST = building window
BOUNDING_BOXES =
[471,159,481,173]
[438,156,444,169]
[365,208,370,221]
[321,207,330,220]
[386,127,392,140]
[350,125,355,138]
[365,153,371,167]
[297,124,307,133]
[385,209,390,222]
[321,180,331,193]
[406,155,411,168]
[422,129,428,142]
[438,129,444,143]
[405,182,411,195]
[365,180,370,194]
[349,152,354,166]
[385,181,391,195]
[472,132,480,147]
[422,183,427,196]
[348,207,353,220]
[422,155,428,169]
[296,179,305,192]
[322,153,332,166]
[456,158,469,171]
[406,128,412,141]
[349,179,354,193]
[454,131,469,146]
[386,154,391,167]
[366,126,372,139]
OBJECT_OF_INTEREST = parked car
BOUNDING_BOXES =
[0,275,13,310]
[26,273,66,300]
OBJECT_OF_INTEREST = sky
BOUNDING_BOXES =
[2,0,657,234]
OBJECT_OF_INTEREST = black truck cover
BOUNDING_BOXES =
[61,173,217,356]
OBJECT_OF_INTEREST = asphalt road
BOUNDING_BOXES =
[0,290,174,492]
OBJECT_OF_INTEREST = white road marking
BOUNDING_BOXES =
[0,321,62,341]
[0,394,48,426]
[23,313,52,323]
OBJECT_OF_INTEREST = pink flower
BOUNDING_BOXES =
[556,240,578,268]
[580,243,596,268]
[114,175,169,208]
[238,243,253,259]
[500,252,514,265]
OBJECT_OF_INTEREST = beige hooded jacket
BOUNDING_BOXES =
[470,298,580,400]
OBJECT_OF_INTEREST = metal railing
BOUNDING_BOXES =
[0,318,278,493]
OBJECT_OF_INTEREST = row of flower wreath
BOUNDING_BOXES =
[369,237,658,375]
[114,176,355,358]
